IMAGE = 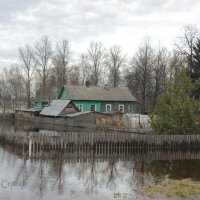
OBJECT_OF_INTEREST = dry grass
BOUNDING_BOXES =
[144,179,200,198]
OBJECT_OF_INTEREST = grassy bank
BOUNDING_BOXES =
[144,179,200,198]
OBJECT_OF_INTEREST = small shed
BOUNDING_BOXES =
[15,108,42,120]
[40,99,79,117]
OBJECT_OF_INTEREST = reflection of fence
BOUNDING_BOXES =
[2,141,200,162]
[1,131,200,158]
[27,145,200,161]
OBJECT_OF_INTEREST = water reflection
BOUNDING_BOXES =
[1,120,200,199]
[1,142,200,200]
[147,160,200,180]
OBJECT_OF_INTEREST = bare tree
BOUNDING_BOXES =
[53,40,70,94]
[69,54,92,86]
[0,69,10,113]
[152,46,169,107]
[19,45,36,108]
[168,51,185,85]
[34,36,53,100]
[68,65,80,85]
[77,54,90,85]
[106,45,126,87]
[87,41,106,86]
[8,65,25,110]
[175,24,199,71]
[126,39,154,113]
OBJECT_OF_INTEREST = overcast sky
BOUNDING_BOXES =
[0,0,200,68]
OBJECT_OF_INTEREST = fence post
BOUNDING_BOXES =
[29,137,32,158]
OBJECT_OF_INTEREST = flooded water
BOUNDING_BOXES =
[0,120,200,200]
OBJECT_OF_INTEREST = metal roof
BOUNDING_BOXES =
[63,85,137,101]
[16,108,42,112]
[40,100,71,116]
[66,111,92,117]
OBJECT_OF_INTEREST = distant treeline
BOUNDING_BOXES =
[0,24,199,113]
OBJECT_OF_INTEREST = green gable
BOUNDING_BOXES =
[33,101,49,109]
[59,86,69,99]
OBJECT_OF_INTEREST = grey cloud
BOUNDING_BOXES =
[133,0,200,14]
[0,0,200,68]
[0,0,42,23]
[8,0,123,41]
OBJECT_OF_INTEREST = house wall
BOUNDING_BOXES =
[73,100,101,112]
[101,101,138,113]
[34,102,48,108]
[72,101,138,113]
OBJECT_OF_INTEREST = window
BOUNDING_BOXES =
[76,104,83,112]
[119,104,124,112]
[128,104,134,113]
[90,105,96,111]
[106,104,112,112]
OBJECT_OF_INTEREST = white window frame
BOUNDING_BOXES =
[90,104,96,111]
[106,104,112,112]
[119,104,124,112]
[76,104,83,112]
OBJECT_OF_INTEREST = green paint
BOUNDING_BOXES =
[71,100,137,113]
[59,87,69,99]
[33,101,49,109]
[73,100,101,112]
[58,86,138,113]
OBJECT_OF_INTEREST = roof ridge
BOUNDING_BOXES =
[64,84,129,89]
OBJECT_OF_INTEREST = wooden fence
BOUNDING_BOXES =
[1,131,200,158]
[0,113,14,120]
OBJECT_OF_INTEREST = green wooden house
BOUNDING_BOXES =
[58,85,138,113]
